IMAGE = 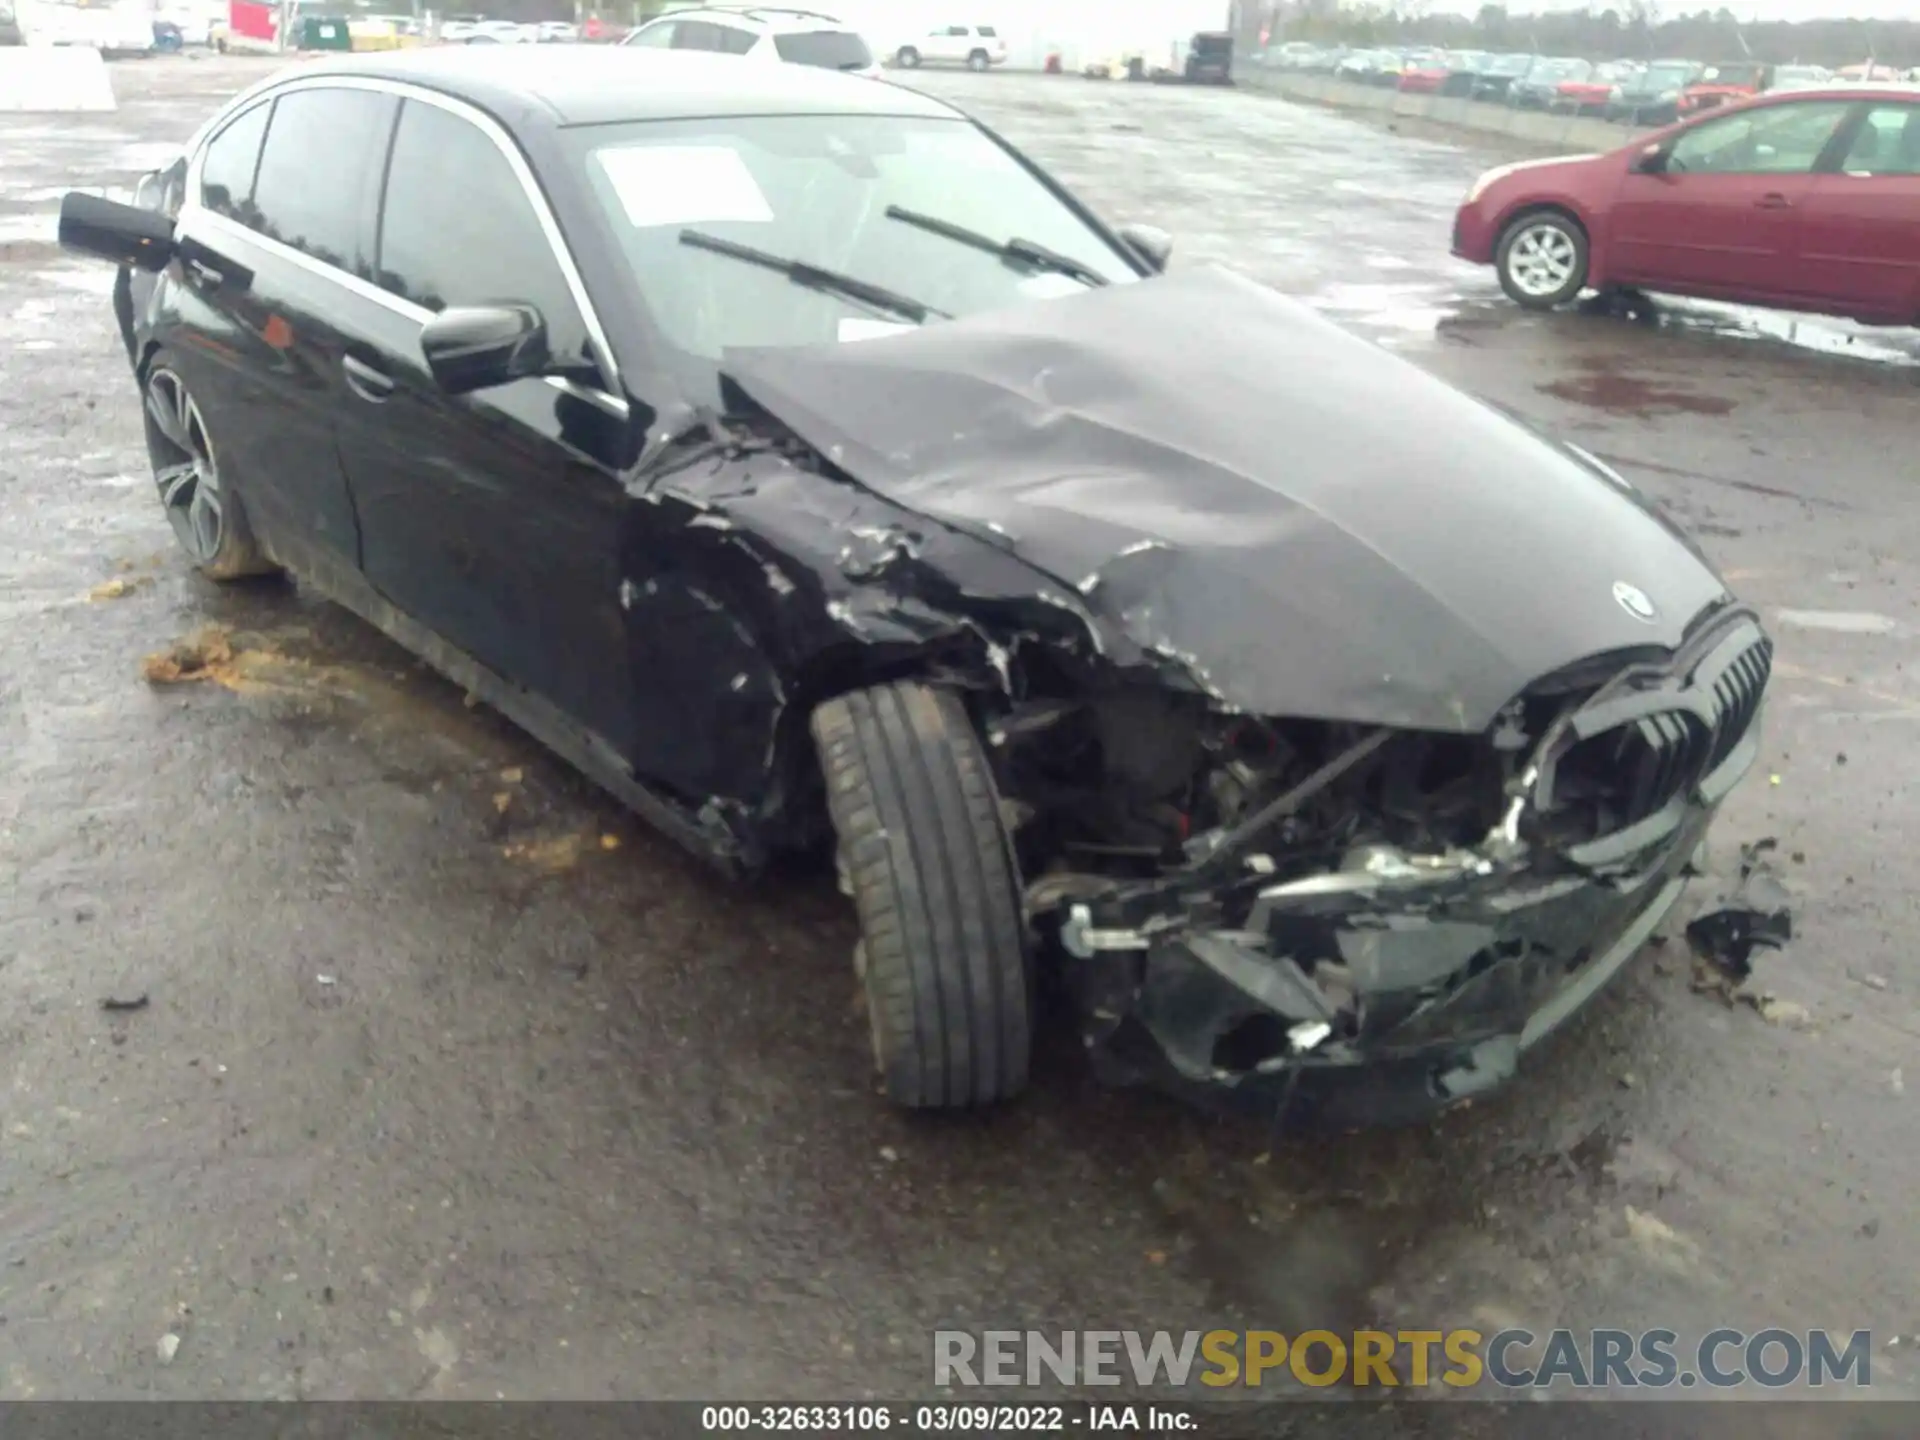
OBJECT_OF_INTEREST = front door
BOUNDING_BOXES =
[1606,99,1858,304]
[334,95,644,759]
[1798,102,1920,322]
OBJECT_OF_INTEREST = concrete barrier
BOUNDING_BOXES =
[1241,68,1656,153]
[0,43,117,112]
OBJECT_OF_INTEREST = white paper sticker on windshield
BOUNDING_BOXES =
[838,318,916,343]
[595,146,774,228]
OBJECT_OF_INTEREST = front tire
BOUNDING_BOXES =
[895,44,920,68]
[1495,210,1589,310]
[811,681,1033,1109]
[140,355,277,580]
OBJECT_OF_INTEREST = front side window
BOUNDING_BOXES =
[623,19,675,46]
[1668,100,1856,175]
[198,99,270,223]
[375,100,594,372]
[249,87,395,273]
[709,22,756,54]
[772,29,871,69]
[574,113,1140,377]
[1839,104,1920,176]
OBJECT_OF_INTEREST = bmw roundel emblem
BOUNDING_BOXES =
[1613,581,1658,623]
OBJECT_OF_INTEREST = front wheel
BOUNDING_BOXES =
[894,44,920,68]
[811,681,1033,1109]
[1495,210,1589,310]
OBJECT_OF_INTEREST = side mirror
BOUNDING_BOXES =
[420,304,553,395]
[59,191,174,272]
[1629,143,1667,175]
[1116,221,1173,273]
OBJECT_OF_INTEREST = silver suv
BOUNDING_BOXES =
[620,5,878,78]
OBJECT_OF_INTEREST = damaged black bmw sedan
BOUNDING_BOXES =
[63,47,1771,1125]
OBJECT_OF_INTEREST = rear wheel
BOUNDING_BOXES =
[141,356,277,580]
[1495,210,1589,310]
[895,44,920,68]
[811,681,1033,1109]
[966,48,989,71]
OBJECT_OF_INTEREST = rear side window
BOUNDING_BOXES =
[374,100,594,372]
[709,22,756,54]
[976,26,996,37]
[1839,104,1920,176]
[249,87,395,274]
[773,29,871,70]
[674,20,722,49]
[198,99,270,223]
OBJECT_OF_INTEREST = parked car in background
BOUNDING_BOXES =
[1396,54,1452,94]
[536,20,577,42]
[1678,61,1773,116]
[1554,59,1641,116]
[1262,40,1319,70]
[1510,57,1590,109]
[1455,87,1920,326]
[1605,59,1702,125]
[1469,52,1537,103]
[1336,48,1401,86]
[891,23,1005,71]
[1435,51,1492,96]
[623,5,878,77]
[1769,64,1835,93]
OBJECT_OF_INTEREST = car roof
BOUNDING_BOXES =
[644,5,852,33]
[283,46,953,128]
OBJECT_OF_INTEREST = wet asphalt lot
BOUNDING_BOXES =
[1,57,1917,1406]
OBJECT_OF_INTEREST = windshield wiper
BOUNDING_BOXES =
[678,229,947,325]
[883,205,1110,288]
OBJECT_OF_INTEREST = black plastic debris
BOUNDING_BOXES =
[98,993,150,1013]
[1685,838,1793,985]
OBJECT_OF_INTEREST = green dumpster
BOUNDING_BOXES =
[299,16,352,50]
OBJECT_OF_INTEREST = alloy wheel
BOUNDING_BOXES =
[142,367,225,565]
[1505,221,1579,300]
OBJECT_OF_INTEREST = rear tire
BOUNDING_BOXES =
[140,351,278,581]
[966,48,989,71]
[895,44,920,68]
[1495,209,1589,310]
[811,681,1033,1110]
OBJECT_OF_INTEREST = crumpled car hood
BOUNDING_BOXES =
[721,265,1729,732]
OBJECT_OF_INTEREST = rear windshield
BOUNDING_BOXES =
[773,29,872,70]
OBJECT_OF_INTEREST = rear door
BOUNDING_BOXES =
[1606,99,1858,303]
[333,94,643,755]
[1797,102,1920,322]
[168,83,395,570]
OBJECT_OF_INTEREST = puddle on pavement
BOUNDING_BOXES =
[1539,368,1736,418]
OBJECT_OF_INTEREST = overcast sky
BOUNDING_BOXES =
[1422,1,1920,16]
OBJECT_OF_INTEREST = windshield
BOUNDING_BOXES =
[1642,63,1698,87]
[572,114,1142,375]
[1490,54,1532,75]
[772,29,872,69]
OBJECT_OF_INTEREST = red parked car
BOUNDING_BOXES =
[1678,62,1774,116]
[1452,86,1920,325]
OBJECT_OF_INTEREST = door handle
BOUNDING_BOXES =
[342,353,395,402]
[1755,192,1795,209]
[184,255,226,286]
